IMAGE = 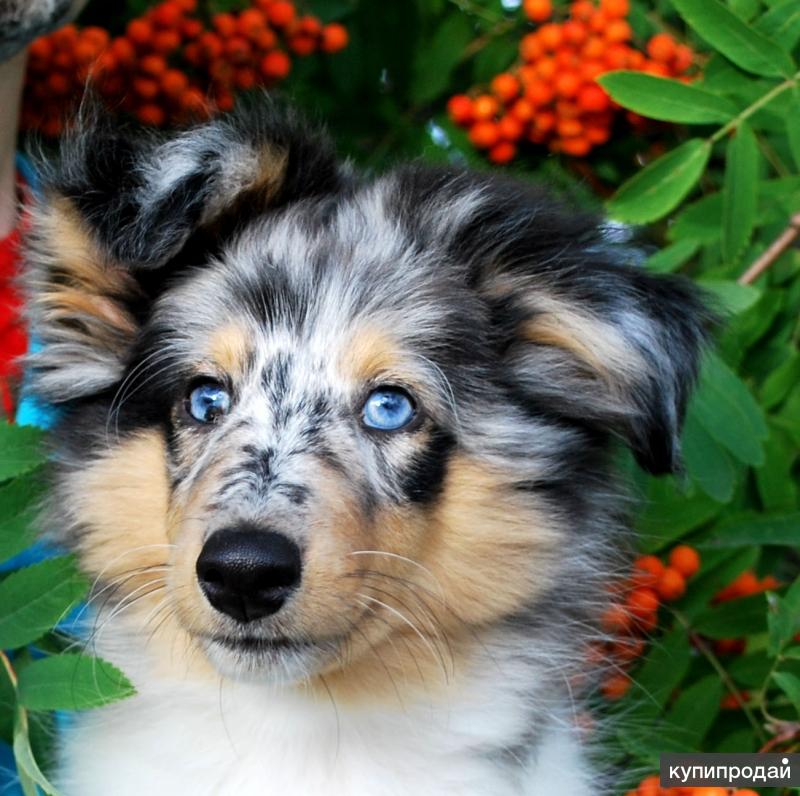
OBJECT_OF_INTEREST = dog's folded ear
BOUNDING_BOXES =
[24,102,343,402]
[397,167,714,475]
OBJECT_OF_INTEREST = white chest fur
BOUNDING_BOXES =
[56,633,593,796]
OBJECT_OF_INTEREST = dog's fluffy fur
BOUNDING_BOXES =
[23,103,710,796]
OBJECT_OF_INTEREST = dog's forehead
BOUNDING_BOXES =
[157,186,480,370]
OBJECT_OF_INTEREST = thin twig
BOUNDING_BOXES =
[739,211,800,285]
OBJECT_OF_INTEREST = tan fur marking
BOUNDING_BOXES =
[207,323,251,379]
[254,144,289,202]
[522,296,644,385]
[341,325,409,383]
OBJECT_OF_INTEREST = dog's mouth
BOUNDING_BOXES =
[207,634,315,654]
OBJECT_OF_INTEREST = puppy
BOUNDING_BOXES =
[23,103,709,796]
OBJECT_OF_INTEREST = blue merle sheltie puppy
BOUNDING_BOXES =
[23,102,709,796]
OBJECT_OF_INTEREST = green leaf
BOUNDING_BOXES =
[788,93,800,171]
[690,352,769,465]
[607,139,711,224]
[0,557,88,650]
[722,122,760,265]
[18,654,135,712]
[645,239,700,273]
[13,707,60,796]
[669,193,724,244]
[411,13,473,105]
[756,427,799,511]
[697,279,761,315]
[0,475,44,566]
[664,676,724,748]
[698,511,800,546]
[672,0,796,78]
[756,0,800,51]
[0,424,45,482]
[693,593,768,638]
[682,409,737,502]
[638,480,722,552]
[767,589,800,656]
[628,629,692,713]
[772,671,800,713]
[761,351,800,408]
[598,72,738,124]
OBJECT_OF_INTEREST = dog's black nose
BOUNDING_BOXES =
[196,528,302,623]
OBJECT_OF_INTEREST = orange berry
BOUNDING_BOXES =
[176,0,197,10]
[491,73,520,104]
[734,790,760,796]
[161,68,189,99]
[589,10,608,33]
[611,637,645,663]
[509,98,536,123]
[151,2,182,29]
[153,30,181,53]
[447,94,474,126]
[562,20,588,46]
[581,60,606,81]
[140,54,167,77]
[473,94,500,120]
[52,25,78,46]
[535,56,557,80]
[585,123,610,145]
[656,567,686,601]
[525,79,555,106]
[532,109,556,133]
[46,72,71,96]
[253,28,278,51]
[469,120,501,150]
[643,61,670,78]
[601,672,630,700]
[225,36,252,64]
[213,13,237,38]
[604,19,632,43]
[238,8,267,38]
[570,1,594,21]
[111,37,136,66]
[523,0,553,23]
[537,23,563,51]
[626,587,660,619]
[182,18,203,39]
[577,83,610,112]
[260,50,291,80]
[555,71,581,98]
[637,775,661,796]
[132,77,160,99]
[73,39,99,66]
[556,117,583,138]
[498,114,525,141]
[179,86,209,115]
[520,32,543,62]
[126,19,153,49]
[672,44,694,73]
[604,43,630,69]
[198,32,223,60]
[234,66,257,90]
[488,141,517,164]
[720,692,743,709]
[28,36,53,62]
[714,637,746,656]
[268,1,296,28]
[288,34,316,56]
[321,23,349,54]
[601,602,630,633]
[600,0,629,17]
[82,26,110,48]
[136,103,166,126]
[647,33,677,64]
[215,89,235,112]
[632,555,665,588]
[296,16,323,37]
[582,36,605,60]
[668,545,700,579]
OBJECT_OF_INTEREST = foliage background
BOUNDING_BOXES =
[1,0,799,794]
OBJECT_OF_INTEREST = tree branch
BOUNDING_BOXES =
[739,211,800,285]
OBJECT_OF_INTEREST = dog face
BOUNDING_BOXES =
[25,104,710,690]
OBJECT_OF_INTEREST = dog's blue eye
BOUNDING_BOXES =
[187,382,231,424]
[362,388,416,431]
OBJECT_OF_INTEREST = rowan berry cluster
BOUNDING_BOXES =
[627,777,760,796]
[599,544,701,700]
[447,0,695,163]
[21,0,349,135]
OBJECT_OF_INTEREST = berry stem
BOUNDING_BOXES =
[0,649,17,688]
[672,609,768,745]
